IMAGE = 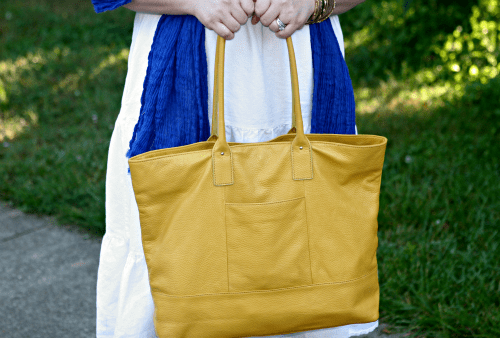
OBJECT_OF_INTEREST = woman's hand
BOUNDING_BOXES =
[192,0,255,40]
[251,0,316,39]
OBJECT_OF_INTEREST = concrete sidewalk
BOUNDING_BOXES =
[0,201,101,338]
[0,201,406,338]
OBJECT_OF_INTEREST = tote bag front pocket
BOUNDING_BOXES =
[225,196,312,292]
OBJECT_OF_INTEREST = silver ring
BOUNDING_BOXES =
[276,18,286,31]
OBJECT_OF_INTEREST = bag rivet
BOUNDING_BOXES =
[299,146,303,150]
[221,152,224,155]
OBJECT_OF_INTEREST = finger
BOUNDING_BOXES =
[222,16,242,35]
[268,17,279,33]
[259,4,281,27]
[231,6,249,25]
[268,15,290,33]
[213,21,235,40]
[240,0,255,17]
[254,0,271,20]
[274,21,297,39]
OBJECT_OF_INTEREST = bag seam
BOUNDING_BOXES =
[151,266,378,298]
[129,140,386,163]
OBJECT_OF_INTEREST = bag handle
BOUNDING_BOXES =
[208,38,299,138]
[211,35,313,186]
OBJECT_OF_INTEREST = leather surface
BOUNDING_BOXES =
[129,35,387,338]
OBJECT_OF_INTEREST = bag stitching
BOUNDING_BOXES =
[304,181,314,285]
[151,266,378,298]
[212,144,234,186]
[129,141,386,164]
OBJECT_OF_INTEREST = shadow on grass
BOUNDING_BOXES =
[356,77,500,338]
[0,1,135,236]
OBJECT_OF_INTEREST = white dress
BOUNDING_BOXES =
[96,12,377,338]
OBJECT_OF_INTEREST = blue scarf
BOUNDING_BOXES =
[91,1,356,160]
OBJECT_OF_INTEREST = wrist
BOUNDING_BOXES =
[306,0,321,24]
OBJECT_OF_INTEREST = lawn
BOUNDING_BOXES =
[0,0,499,337]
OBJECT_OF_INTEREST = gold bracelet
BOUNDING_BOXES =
[326,0,336,17]
[313,0,335,24]
[319,0,328,19]
[306,0,321,25]
[313,0,327,23]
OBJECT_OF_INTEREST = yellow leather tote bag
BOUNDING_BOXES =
[128,35,388,338]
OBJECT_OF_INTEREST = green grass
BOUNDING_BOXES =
[356,80,500,337]
[0,0,134,236]
[1,1,499,337]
